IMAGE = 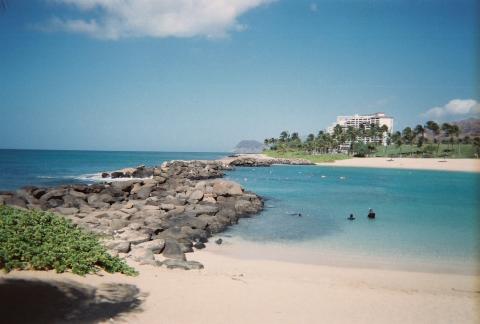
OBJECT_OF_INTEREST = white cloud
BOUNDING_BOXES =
[309,3,318,12]
[422,99,480,120]
[43,0,273,39]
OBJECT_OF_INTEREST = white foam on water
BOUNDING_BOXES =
[75,172,153,183]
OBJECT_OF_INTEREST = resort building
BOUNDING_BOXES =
[327,112,394,150]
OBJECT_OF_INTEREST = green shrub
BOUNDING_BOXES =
[0,205,137,276]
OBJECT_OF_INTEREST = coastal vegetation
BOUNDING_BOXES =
[263,120,480,160]
[0,205,137,276]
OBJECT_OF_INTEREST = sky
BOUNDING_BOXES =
[0,0,478,151]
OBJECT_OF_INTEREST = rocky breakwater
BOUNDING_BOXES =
[225,155,314,167]
[0,161,263,270]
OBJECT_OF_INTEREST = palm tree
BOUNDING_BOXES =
[473,137,480,158]
[402,127,414,145]
[425,121,440,155]
[279,131,289,142]
[450,124,460,156]
[332,124,345,152]
[441,123,453,153]
[305,133,315,153]
[346,126,357,155]
[391,131,402,156]
[414,124,425,148]
[379,124,389,146]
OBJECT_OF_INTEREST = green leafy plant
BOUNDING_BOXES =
[0,205,137,276]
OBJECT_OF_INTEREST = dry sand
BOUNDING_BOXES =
[318,157,480,173]
[2,242,478,324]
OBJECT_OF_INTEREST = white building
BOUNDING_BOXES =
[327,112,394,150]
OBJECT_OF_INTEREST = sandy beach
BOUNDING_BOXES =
[318,157,480,173]
[1,241,478,324]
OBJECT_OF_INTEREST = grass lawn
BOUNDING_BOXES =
[374,144,477,158]
[263,150,350,163]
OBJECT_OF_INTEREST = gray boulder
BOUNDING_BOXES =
[162,259,204,270]
[129,247,158,266]
[135,239,165,254]
[104,240,131,253]
[162,240,186,260]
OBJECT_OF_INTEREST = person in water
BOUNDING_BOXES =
[368,208,376,219]
[347,214,355,220]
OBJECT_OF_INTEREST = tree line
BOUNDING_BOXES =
[264,121,480,157]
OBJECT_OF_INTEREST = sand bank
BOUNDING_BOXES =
[2,242,478,324]
[320,157,480,172]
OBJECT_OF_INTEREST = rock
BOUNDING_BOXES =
[111,218,129,230]
[101,172,109,178]
[157,227,189,241]
[111,180,137,192]
[32,188,47,199]
[124,201,134,209]
[194,242,206,249]
[47,198,63,208]
[104,240,131,253]
[90,211,110,218]
[162,240,186,260]
[119,230,151,245]
[79,205,95,213]
[212,180,243,196]
[55,207,78,215]
[162,259,204,270]
[178,240,194,253]
[69,189,86,199]
[132,166,154,178]
[203,196,216,204]
[4,196,27,208]
[189,190,204,201]
[154,176,167,184]
[87,193,114,205]
[135,239,165,254]
[130,183,143,195]
[129,247,158,265]
[234,200,256,214]
[142,205,160,211]
[215,238,223,245]
[193,204,219,215]
[197,214,229,233]
[127,222,141,231]
[111,171,125,179]
[39,189,67,202]
[159,203,175,211]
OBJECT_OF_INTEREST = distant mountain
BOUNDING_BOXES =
[452,118,480,137]
[233,140,265,154]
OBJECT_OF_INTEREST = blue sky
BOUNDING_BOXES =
[0,0,478,151]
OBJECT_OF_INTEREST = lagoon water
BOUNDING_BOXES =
[1,149,478,273]
[225,166,480,273]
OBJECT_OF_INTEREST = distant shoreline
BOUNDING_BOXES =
[224,154,480,173]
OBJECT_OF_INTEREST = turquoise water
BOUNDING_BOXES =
[225,166,480,272]
[0,149,226,190]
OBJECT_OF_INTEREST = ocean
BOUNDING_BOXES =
[1,149,478,273]
[0,149,226,190]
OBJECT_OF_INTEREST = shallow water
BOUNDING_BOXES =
[225,165,480,273]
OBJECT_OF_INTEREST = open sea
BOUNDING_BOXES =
[1,149,479,273]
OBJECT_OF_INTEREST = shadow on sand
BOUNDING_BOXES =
[0,278,145,324]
